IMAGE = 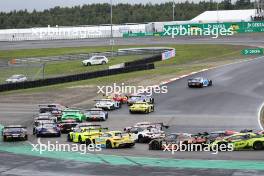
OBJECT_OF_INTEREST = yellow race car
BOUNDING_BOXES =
[129,102,154,114]
[67,125,107,144]
[95,131,135,148]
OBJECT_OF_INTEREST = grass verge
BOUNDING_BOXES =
[0,44,251,95]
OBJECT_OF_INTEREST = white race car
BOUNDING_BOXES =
[6,74,27,83]
[94,99,121,111]
[128,127,166,143]
[124,122,168,131]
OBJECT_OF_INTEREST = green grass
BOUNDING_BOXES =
[0,44,250,94]
[0,55,151,83]
[0,46,111,60]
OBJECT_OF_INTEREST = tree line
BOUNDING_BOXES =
[0,0,253,29]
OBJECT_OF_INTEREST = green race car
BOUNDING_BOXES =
[61,109,86,122]
[68,125,107,144]
[211,132,264,151]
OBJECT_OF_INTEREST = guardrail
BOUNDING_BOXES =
[11,48,165,65]
[0,63,155,92]
[0,47,175,92]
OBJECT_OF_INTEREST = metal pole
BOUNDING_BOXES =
[172,0,175,21]
[42,63,45,80]
[217,3,219,23]
[110,0,114,57]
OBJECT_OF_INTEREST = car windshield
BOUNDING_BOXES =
[4,128,23,132]
[114,133,122,137]
[64,111,79,114]
[135,102,146,105]
[166,134,178,140]
[42,124,55,128]
[90,110,101,114]
[130,96,141,99]
[193,78,202,81]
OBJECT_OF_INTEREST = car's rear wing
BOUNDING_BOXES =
[84,127,109,132]
[148,122,169,129]
[4,126,27,129]
[79,124,102,128]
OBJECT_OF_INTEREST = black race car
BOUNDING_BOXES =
[58,119,79,133]
[2,125,28,142]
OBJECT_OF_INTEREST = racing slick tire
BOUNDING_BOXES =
[129,143,135,148]
[67,134,73,142]
[138,135,145,143]
[78,136,84,144]
[101,61,106,65]
[209,80,213,86]
[86,139,92,146]
[106,140,112,149]
[86,62,91,66]
[253,141,264,150]
[149,141,161,150]
[57,132,61,137]
[3,135,7,142]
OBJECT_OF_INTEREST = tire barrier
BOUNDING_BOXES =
[124,54,162,67]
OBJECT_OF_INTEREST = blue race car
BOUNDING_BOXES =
[188,77,212,88]
[34,123,61,137]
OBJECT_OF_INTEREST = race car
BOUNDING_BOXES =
[33,117,55,134]
[61,109,86,122]
[94,99,121,110]
[127,94,154,106]
[58,119,79,133]
[129,102,154,114]
[34,112,57,123]
[67,125,105,144]
[34,123,61,137]
[124,122,169,132]
[95,131,135,148]
[187,77,212,88]
[84,108,108,121]
[149,133,192,150]
[38,104,66,120]
[128,127,166,143]
[106,93,128,104]
[206,130,238,143]
[210,132,264,151]
[2,125,28,142]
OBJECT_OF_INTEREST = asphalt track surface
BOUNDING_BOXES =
[0,34,264,51]
[1,35,264,175]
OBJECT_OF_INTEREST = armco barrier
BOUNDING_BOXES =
[124,54,162,67]
[0,64,155,92]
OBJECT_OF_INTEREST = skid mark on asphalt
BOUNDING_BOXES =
[0,142,264,171]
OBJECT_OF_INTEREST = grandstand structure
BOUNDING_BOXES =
[252,0,264,21]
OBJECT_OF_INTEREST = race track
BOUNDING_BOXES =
[0,34,263,51]
[1,35,264,175]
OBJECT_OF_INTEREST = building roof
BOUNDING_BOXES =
[191,9,256,23]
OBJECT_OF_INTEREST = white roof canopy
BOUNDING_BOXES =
[191,9,256,23]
